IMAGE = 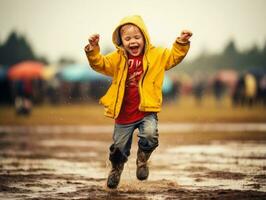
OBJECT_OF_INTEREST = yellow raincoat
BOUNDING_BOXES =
[85,15,190,119]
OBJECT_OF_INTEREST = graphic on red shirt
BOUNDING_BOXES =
[126,58,142,87]
[127,59,142,87]
[115,55,147,124]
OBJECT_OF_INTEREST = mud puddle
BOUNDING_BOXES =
[0,131,266,199]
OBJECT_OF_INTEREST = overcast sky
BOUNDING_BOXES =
[0,0,266,63]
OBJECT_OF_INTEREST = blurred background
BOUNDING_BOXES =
[0,0,265,122]
[0,0,266,199]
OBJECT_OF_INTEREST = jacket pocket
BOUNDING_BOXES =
[100,83,117,107]
[153,82,162,105]
[143,81,162,107]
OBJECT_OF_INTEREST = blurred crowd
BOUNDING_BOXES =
[0,60,266,116]
[0,61,110,115]
[180,69,266,107]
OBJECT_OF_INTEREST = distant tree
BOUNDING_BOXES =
[0,31,48,67]
[261,42,266,66]
[223,40,238,56]
[17,36,35,61]
[173,39,266,75]
[219,40,239,68]
[243,45,261,68]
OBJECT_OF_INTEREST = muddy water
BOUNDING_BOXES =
[0,130,266,199]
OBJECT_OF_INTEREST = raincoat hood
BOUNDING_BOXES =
[112,15,151,50]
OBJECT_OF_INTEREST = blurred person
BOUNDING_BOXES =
[46,77,60,104]
[14,79,24,115]
[23,79,33,114]
[13,79,32,116]
[193,81,204,105]
[192,73,206,106]
[232,75,245,107]
[259,74,266,106]
[32,78,44,104]
[169,77,181,102]
[85,15,192,189]
[213,78,226,107]
[70,82,81,102]
[244,73,257,107]
[88,79,110,101]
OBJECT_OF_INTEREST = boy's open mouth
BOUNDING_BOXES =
[129,46,139,54]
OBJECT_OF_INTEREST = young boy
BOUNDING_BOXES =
[84,15,192,189]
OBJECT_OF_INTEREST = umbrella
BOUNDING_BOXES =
[162,75,173,94]
[42,65,59,80]
[59,64,108,82]
[215,70,238,87]
[8,61,44,80]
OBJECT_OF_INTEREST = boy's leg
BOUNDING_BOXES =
[107,123,135,189]
[136,113,159,180]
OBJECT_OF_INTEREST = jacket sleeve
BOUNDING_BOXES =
[164,38,190,70]
[85,45,115,77]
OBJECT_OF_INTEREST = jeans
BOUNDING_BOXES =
[109,113,159,164]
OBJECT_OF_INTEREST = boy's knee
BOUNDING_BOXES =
[109,144,128,164]
[143,125,158,141]
[138,136,158,152]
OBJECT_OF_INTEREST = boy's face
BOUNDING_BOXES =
[120,24,145,57]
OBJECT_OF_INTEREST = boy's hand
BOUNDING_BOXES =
[85,34,100,52]
[89,34,100,47]
[179,30,193,43]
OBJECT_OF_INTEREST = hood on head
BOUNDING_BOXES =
[112,15,151,50]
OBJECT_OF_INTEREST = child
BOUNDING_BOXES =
[84,15,192,189]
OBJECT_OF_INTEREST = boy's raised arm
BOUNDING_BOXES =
[164,29,192,70]
[84,34,114,77]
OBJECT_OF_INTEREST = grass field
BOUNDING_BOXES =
[0,95,265,125]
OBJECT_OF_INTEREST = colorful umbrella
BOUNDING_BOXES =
[59,64,108,82]
[162,75,173,94]
[42,65,59,80]
[215,70,238,87]
[8,61,44,80]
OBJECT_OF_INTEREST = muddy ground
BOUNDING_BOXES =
[0,129,266,200]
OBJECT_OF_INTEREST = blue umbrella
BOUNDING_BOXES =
[59,64,108,82]
[162,75,173,94]
[59,64,172,92]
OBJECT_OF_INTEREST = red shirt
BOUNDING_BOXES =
[115,54,147,124]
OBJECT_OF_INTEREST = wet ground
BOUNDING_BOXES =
[0,128,266,199]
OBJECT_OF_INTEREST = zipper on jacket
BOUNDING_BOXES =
[113,60,127,118]
[139,55,149,110]
[141,64,149,87]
